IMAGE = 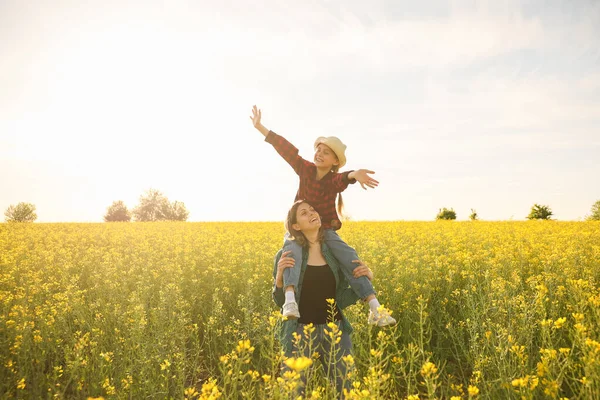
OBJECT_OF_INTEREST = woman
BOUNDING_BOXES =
[272,200,376,398]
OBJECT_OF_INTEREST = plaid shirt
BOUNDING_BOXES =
[266,131,356,230]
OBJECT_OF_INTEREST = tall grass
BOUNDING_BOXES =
[0,221,598,399]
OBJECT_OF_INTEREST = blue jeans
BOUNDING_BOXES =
[282,229,376,299]
[282,321,353,399]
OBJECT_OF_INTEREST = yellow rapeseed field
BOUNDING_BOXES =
[1,221,599,399]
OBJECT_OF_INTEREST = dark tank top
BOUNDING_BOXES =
[298,264,342,324]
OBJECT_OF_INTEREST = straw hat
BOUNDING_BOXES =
[314,136,347,168]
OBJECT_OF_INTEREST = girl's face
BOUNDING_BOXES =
[314,144,339,170]
[292,202,321,232]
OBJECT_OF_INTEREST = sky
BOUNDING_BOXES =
[1,0,599,222]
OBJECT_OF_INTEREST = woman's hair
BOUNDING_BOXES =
[285,200,324,247]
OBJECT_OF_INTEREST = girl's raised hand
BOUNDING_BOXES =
[352,260,373,281]
[353,169,379,190]
[249,105,262,127]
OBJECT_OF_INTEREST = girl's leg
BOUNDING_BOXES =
[323,229,375,299]
[324,230,396,326]
[282,232,303,289]
[281,233,303,318]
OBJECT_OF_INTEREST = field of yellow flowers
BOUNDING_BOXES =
[1,221,599,399]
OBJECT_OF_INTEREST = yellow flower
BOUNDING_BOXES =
[303,323,315,335]
[17,378,26,390]
[184,387,198,398]
[342,354,354,365]
[512,378,526,388]
[468,385,479,396]
[160,359,171,370]
[235,340,254,353]
[199,378,222,399]
[538,361,550,377]
[553,317,566,329]
[572,312,584,322]
[370,349,383,358]
[574,323,587,333]
[285,356,313,372]
[421,361,438,376]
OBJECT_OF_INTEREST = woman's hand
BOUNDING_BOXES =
[349,169,379,190]
[276,251,295,288]
[352,260,373,281]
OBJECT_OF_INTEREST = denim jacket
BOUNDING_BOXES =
[272,243,361,356]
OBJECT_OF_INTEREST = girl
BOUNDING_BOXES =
[252,105,395,326]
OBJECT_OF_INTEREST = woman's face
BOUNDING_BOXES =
[292,202,321,232]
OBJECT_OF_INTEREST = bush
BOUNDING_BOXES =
[104,201,131,222]
[527,204,553,220]
[586,200,600,221]
[469,209,478,221]
[436,208,456,220]
[4,202,38,222]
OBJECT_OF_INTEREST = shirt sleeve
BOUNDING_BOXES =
[272,249,285,308]
[265,131,313,176]
[330,170,357,193]
[337,286,361,309]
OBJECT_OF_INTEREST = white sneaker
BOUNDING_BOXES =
[368,308,396,327]
[282,301,300,319]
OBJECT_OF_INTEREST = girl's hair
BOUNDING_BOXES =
[285,200,324,247]
[331,165,344,218]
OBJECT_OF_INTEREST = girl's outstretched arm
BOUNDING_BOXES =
[250,105,311,176]
[250,105,270,137]
[349,169,379,190]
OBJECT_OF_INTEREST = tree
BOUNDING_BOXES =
[469,209,478,221]
[527,204,553,220]
[132,189,190,222]
[133,189,169,222]
[161,200,189,221]
[586,200,600,221]
[4,202,37,222]
[104,200,131,222]
[436,207,456,220]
